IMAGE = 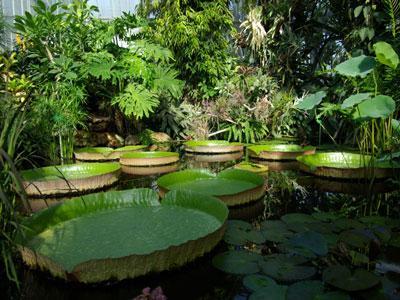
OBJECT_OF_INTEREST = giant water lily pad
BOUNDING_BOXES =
[19,189,228,283]
[74,145,147,161]
[21,162,121,196]
[233,162,268,174]
[184,140,243,154]
[212,250,263,274]
[297,152,399,179]
[248,144,316,161]
[157,168,265,206]
[120,151,179,166]
[322,265,380,291]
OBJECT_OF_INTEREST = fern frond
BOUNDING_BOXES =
[383,0,400,37]
[112,83,159,119]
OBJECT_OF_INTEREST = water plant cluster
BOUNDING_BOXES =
[213,214,400,299]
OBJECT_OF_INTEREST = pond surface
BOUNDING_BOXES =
[4,152,400,300]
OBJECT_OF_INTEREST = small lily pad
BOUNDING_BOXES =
[359,216,400,228]
[286,280,324,300]
[212,251,263,275]
[260,256,316,282]
[249,284,288,300]
[224,226,265,245]
[261,220,288,231]
[228,220,253,230]
[243,274,277,292]
[262,227,294,243]
[282,213,316,224]
[289,231,328,256]
[339,229,376,249]
[312,212,340,222]
[334,218,364,231]
[323,265,380,291]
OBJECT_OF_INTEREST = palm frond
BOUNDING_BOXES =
[383,0,400,37]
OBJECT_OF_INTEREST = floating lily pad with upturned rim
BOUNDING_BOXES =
[297,152,399,179]
[184,140,244,154]
[18,189,228,283]
[185,151,243,162]
[248,144,316,161]
[121,163,179,176]
[233,162,268,175]
[74,146,147,161]
[157,168,265,206]
[21,162,121,196]
[120,151,179,166]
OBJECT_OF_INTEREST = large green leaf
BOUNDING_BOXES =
[335,55,375,77]
[295,91,326,110]
[341,93,371,109]
[157,168,264,197]
[21,189,228,281]
[248,144,315,155]
[112,83,159,119]
[297,152,397,170]
[21,162,120,181]
[373,41,399,69]
[355,95,395,119]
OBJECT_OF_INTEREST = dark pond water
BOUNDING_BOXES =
[3,152,400,300]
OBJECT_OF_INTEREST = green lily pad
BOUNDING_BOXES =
[286,280,324,300]
[261,220,288,230]
[19,189,228,283]
[286,222,334,234]
[249,284,288,300]
[157,168,265,206]
[359,216,400,228]
[281,213,316,224]
[243,274,277,292]
[372,226,392,244]
[277,243,318,259]
[322,265,380,291]
[339,229,376,248]
[212,250,263,275]
[260,255,316,282]
[262,227,294,243]
[289,231,328,256]
[228,220,253,230]
[334,218,364,231]
[312,212,341,222]
[224,227,265,245]
[315,292,351,300]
